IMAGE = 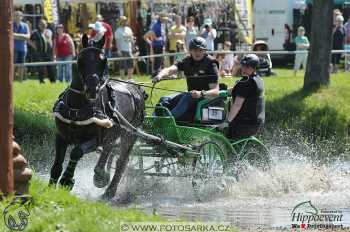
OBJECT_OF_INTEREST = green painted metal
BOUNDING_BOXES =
[194,90,229,122]
[142,105,268,160]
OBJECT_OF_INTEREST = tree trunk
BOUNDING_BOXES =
[304,0,334,89]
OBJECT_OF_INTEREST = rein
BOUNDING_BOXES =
[112,79,186,94]
[111,79,187,107]
[112,74,218,106]
[69,87,84,94]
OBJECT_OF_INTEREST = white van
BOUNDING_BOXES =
[253,0,306,57]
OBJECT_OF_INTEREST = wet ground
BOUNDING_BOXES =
[34,144,350,231]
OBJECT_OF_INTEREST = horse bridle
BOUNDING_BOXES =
[71,47,108,97]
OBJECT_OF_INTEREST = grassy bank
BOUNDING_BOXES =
[13,69,350,153]
[0,178,162,232]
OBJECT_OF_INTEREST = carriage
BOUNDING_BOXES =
[106,89,271,197]
[51,36,271,200]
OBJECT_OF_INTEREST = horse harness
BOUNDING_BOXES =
[53,81,145,130]
[53,87,110,126]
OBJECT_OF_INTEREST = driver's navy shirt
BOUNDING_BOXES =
[231,74,265,126]
[175,54,219,91]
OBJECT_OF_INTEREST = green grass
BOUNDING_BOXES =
[263,69,350,137]
[0,178,163,232]
[14,69,350,140]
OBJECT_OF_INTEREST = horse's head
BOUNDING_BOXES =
[76,34,107,103]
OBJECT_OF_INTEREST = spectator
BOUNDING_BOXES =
[13,11,30,82]
[29,19,56,83]
[174,40,186,79]
[200,18,217,51]
[143,13,168,74]
[219,41,239,77]
[132,36,141,76]
[174,40,186,63]
[115,16,134,80]
[331,15,346,73]
[89,21,107,43]
[95,14,113,58]
[168,15,186,65]
[294,26,310,76]
[344,16,350,72]
[253,40,274,77]
[88,21,110,75]
[54,24,75,83]
[185,16,198,51]
[333,9,342,26]
[345,15,350,38]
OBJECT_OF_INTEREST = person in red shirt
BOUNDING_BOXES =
[90,14,113,58]
[54,24,75,82]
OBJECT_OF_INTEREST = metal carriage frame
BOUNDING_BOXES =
[107,89,271,197]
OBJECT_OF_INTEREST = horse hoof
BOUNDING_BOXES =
[93,170,110,188]
[59,178,75,191]
[48,178,58,188]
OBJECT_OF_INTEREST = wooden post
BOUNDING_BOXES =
[0,0,14,196]
[128,0,139,34]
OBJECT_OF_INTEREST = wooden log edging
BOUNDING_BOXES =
[12,141,33,195]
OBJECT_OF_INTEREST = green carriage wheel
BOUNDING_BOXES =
[191,141,227,200]
[235,138,271,171]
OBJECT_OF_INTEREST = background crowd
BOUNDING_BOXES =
[12,6,350,84]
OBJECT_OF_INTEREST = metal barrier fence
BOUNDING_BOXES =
[14,50,350,67]
[15,49,350,80]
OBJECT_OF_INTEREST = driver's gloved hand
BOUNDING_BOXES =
[151,71,161,84]
[152,75,161,84]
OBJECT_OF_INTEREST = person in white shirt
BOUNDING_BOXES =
[200,18,217,51]
[185,16,198,51]
[114,16,134,80]
[219,41,240,77]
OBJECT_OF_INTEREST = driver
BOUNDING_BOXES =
[225,54,265,139]
[152,37,219,121]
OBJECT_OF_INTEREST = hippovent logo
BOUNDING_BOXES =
[291,200,345,230]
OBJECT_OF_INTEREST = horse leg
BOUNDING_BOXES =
[93,145,114,188]
[49,134,68,186]
[60,139,97,190]
[103,134,136,200]
[94,129,121,188]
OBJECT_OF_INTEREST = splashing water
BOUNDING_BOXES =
[33,137,350,231]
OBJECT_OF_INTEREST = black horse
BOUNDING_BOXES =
[50,35,146,199]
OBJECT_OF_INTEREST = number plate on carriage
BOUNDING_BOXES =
[202,107,225,121]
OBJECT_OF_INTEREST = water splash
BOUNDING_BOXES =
[28,131,350,230]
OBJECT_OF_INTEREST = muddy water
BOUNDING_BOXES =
[36,145,350,231]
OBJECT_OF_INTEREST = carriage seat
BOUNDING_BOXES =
[194,90,228,125]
